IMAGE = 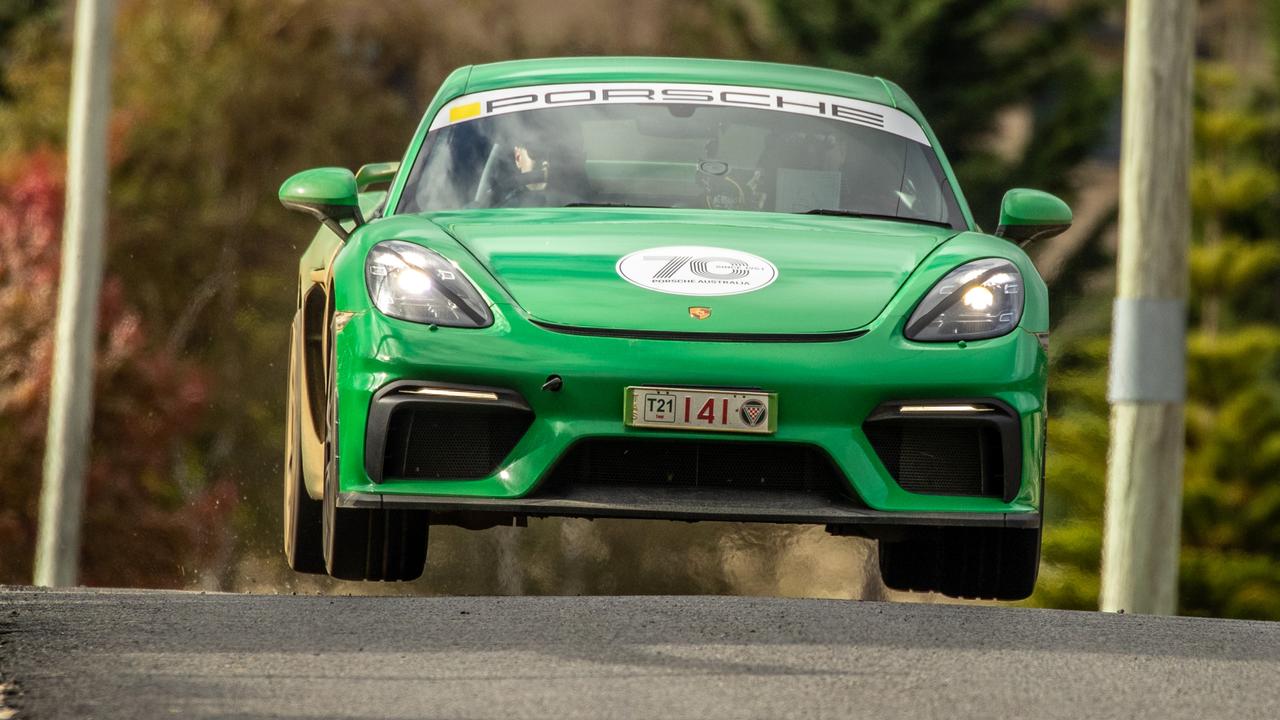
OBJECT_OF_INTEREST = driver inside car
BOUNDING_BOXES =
[513,144,548,191]
[494,135,591,207]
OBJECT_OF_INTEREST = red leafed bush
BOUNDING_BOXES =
[0,151,235,587]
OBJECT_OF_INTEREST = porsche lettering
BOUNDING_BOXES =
[428,82,929,144]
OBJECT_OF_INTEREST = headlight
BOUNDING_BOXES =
[905,259,1023,341]
[365,240,492,327]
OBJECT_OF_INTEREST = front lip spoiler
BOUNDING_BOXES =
[529,319,869,343]
[337,486,1039,528]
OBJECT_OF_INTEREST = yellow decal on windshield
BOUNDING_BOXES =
[448,102,482,122]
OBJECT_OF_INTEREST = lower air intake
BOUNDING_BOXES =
[544,438,848,495]
[864,420,1005,497]
[381,404,531,480]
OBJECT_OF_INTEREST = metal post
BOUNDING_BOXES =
[1101,0,1195,615]
[34,0,116,588]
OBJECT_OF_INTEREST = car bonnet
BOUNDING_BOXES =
[429,208,955,336]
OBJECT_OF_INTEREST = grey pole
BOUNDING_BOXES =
[1101,0,1195,615]
[33,0,116,588]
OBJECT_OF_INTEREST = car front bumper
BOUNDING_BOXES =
[332,302,1047,526]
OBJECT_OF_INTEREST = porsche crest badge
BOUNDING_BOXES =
[689,307,712,320]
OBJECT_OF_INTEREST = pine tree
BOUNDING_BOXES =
[1177,61,1280,618]
[1035,41,1280,619]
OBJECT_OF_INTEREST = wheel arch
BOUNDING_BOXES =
[298,283,330,499]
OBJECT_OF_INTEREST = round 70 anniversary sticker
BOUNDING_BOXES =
[616,246,778,297]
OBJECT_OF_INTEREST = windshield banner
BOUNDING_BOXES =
[428,82,931,145]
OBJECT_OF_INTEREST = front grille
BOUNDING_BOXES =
[544,438,848,495]
[864,420,1003,497]
[381,403,531,480]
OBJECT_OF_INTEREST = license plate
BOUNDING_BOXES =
[625,386,776,434]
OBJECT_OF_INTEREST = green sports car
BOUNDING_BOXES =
[279,57,1071,599]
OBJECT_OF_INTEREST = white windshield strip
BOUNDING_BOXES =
[428,82,931,146]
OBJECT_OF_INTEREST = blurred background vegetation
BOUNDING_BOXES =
[1,0,1278,618]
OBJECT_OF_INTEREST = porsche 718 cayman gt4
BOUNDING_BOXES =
[279,57,1070,599]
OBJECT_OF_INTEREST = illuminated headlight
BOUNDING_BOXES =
[905,259,1023,341]
[365,240,492,327]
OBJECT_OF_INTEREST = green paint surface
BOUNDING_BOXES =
[998,188,1073,228]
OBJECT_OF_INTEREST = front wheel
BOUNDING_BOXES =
[878,523,1041,601]
[320,323,429,582]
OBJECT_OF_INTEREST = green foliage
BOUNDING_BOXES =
[0,152,234,586]
[1032,54,1280,617]
[0,0,54,100]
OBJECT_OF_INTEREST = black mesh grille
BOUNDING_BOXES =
[382,404,531,479]
[864,420,1003,497]
[544,438,848,495]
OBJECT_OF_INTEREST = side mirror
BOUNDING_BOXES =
[355,161,400,191]
[994,189,1072,246]
[279,167,362,240]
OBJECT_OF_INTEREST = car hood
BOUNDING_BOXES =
[429,208,956,335]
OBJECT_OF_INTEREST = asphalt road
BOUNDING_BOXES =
[1,587,1278,719]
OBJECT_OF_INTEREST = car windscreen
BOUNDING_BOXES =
[397,83,965,229]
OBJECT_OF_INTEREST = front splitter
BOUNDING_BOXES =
[338,485,1039,528]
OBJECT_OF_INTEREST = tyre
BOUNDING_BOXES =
[879,523,1041,601]
[283,322,325,574]
[877,528,944,594]
[320,323,429,582]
